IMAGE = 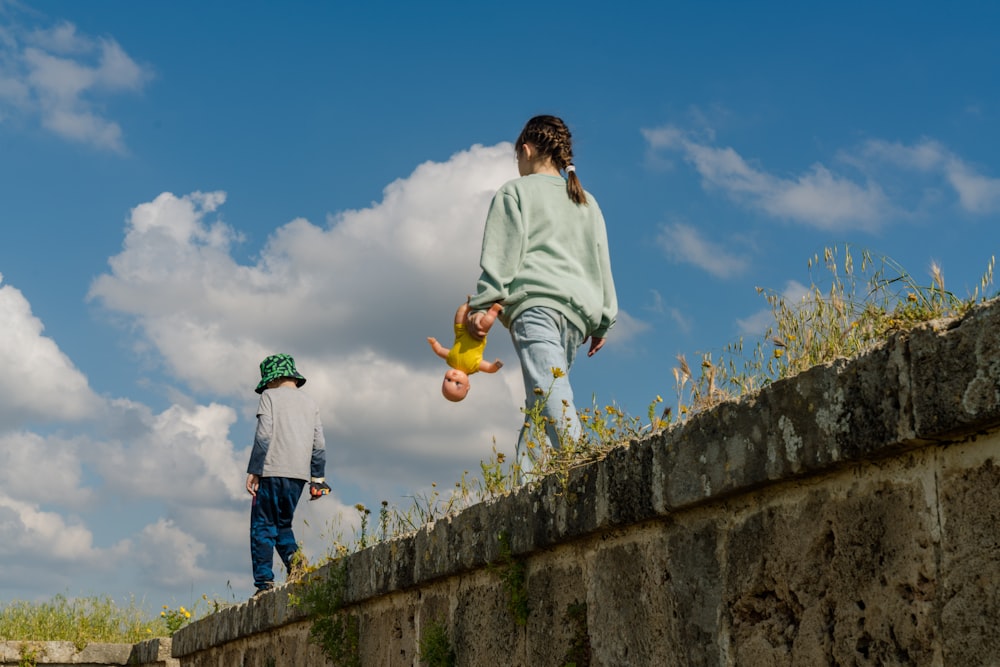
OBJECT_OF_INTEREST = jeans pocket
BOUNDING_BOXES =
[512,308,558,345]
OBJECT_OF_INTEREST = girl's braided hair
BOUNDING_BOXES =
[516,115,588,205]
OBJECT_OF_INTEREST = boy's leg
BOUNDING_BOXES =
[273,477,306,573]
[510,307,583,479]
[250,481,279,590]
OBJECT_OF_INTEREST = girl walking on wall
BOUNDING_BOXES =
[467,115,618,480]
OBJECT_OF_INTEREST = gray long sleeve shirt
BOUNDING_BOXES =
[247,386,326,480]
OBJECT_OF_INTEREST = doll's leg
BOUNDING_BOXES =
[454,301,470,324]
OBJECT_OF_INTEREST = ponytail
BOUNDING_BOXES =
[564,164,587,205]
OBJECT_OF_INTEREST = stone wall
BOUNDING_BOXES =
[0,638,175,666]
[172,299,1000,666]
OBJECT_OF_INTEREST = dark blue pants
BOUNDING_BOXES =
[250,477,305,590]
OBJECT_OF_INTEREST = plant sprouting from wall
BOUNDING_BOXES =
[561,601,591,667]
[292,560,361,667]
[489,531,529,626]
[674,245,996,418]
[418,617,456,667]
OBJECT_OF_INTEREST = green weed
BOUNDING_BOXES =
[673,246,995,417]
[0,594,165,644]
[488,531,529,626]
[292,559,360,667]
[418,617,456,667]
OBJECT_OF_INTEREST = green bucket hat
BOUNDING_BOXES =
[255,353,307,394]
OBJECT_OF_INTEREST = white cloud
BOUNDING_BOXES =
[132,519,210,588]
[0,494,117,565]
[90,146,517,398]
[0,17,150,150]
[644,124,890,230]
[642,290,692,335]
[27,21,92,56]
[0,432,95,506]
[606,309,650,345]
[0,276,101,424]
[657,222,750,279]
[860,138,1000,214]
[89,143,525,495]
[94,401,246,505]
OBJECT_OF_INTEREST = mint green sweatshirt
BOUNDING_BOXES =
[469,173,617,339]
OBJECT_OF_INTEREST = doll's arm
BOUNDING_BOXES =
[427,337,450,361]
[478,358,504,373]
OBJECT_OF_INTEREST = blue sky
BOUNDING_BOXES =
[1,0,998,611]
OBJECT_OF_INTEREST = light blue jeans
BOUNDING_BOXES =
[510,307,585,479]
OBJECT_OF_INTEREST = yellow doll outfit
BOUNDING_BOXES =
[446,323,487,375]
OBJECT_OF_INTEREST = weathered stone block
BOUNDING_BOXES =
[724,465,938,666]
[938,438,1000,666]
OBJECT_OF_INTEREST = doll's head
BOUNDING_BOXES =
[442,368,470,402]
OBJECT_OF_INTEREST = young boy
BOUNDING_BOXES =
[245,353,329,596]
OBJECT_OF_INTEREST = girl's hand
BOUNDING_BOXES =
[466,311,489,339]
[585,336,606,357]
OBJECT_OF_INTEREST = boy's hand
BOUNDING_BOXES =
[309,480,331,501]
[246,474,260,496]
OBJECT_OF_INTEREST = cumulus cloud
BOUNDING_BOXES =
[0,432,95,506]
[94,401,247,505]
[0,16,150,151]
[643,125,890,230]
[0,493,122,566]
[132,519,210,588]
[0,276,101,424]
[89,144,527,494]
[657,222,750,279]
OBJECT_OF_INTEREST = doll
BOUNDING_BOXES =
[427,299,504,402]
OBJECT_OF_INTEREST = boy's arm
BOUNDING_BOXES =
[310,406,326,480]
[247,395,272,476]
[478,358,504,373]
[427,337,450,360]
[309,408,330,500]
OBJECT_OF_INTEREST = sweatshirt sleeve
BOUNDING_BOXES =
[592,204,618,339]
[468,189,524,312]
[247,393,272,475]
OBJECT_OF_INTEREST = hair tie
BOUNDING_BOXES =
[565,165,576,174]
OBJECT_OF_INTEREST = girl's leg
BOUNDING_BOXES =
[510,307,584,478]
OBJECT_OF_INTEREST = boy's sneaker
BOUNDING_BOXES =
[252,582,274,598]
